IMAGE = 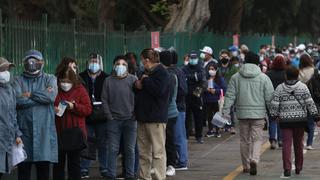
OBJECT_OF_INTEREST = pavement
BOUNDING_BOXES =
[2,126,320,180]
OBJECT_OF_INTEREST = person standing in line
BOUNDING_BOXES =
[0,58,23,179]
[79,53,109,178]
[101,56,137,179]
[134,48,171,180]
[13,50,58,180]
[269,66,319,177]
[222,51,274,176]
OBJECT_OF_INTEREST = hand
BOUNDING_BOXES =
[54,106,60,113]
[135,80,143,90]
[22,92,31,98]
[141,74,149,80]
[16,137,22,145]
[65,101,74,110]
[208,88,215,94]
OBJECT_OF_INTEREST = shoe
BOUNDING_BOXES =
[306,145,315,150]
[215,133,221,138]
[196,138,204,144]
[284,170,291,177]
[249,161,257,175]
[81,171,89,179]
[270,140,277,150]
[100,172,108,178]
[278,141,283,148]
[166,165,176,176]
[205,131,215,137]
[230,127,237,134]
[243,169,250,173]
[295,169,301,175]
[175,165,188,171]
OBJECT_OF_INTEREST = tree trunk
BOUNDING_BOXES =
[164,0,211,32]
[98,0,116,31]
[226,0,244,34]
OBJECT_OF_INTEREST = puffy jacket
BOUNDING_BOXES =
[222,63,274,119]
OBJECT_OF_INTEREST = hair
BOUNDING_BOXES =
[285,66,299,80]
[170,50,178,65]
[245,51,260,65]
[125,52,138,75]
[56,66,81,89]
[55,57,77,76]
[208,64,222,85]
[113,55,127,65]
[271,54,286,70]
[299,54,313,69]
[219,49,230,56]
[141,48,160,63]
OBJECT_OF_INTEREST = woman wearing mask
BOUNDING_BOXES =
[203,64,226,137]
[53,64,92,180]
[0,58,23,179]
[101,56,137,179]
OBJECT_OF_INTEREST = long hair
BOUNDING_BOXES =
[55,57,77,76]
[56,67,81,90]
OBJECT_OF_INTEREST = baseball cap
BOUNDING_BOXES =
[199,46,213,55]
[0,57,15,71]
[189,50,198,59]
[23,50,43,61]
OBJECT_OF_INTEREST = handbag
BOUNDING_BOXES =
[86,102,107,124]
[59,114,87,151]
[80,135,97,160]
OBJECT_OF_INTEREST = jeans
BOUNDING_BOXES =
[120,138,139,176]
[80,122,108,174]
[174,112,188,167]
[18,161,50,180]
[307,116,315,146]
[53,150,81,180]
[268,118,282,142]
[106,119,137,179]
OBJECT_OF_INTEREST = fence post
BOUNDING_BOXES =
[42,14,48,62]
[0,8,3,56]
[121,24,126,54]
[72,19,77,59]
[103,23,107,70]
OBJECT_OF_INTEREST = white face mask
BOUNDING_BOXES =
[184,61,189,66]
[259,56,264,62]
[232,51,238,57]
[200,53,206,59]
[0,71,10,84]
[60,83,73,92]
[208,70,216,77]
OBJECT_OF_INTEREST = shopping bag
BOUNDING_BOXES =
[12,143,27,167]
[212,89,230,127]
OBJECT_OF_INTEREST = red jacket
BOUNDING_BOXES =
[55,84,92,137]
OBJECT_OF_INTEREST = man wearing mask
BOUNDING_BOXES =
[134,48,171,180]
[80,53,109,178]
[13,50,58,180]
[200,46,218,75]
[291,44,306,68]
[183,50,207,143]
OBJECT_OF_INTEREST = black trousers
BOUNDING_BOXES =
[166,117,178,166]
[204,102,219,131]
[18,161,50,180]
[186,104,204,139]
[53,150,81,180]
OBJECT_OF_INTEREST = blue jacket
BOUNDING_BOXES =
[203,76,227,103]
[168,66,188,112]
[13,73,58,163]
[0,83,22,173]
[135,64,171,123]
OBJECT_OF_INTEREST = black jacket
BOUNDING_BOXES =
[79,70,108,102]
[135,64,171,123]
[168,66,188,112]
[266,69,286,89]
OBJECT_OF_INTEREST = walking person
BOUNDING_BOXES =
[53,65,92,180]
[79,53,109,178]
[13,50,58,180]
[0,58,23,179]
[222,51,274,175]
[101,56,137,179]
[270,66,319,177]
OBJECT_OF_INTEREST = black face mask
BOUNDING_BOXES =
[24,58,43,74]
[221,58,229,65]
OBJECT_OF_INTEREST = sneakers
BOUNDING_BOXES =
[81,171,89,179]
[270,140,277,150]
[166,165,176,176]
[215,133,221,138]
[249,161,257,175]
[205,131,215,137]
[196,138,204,144]
[229,127,237,134]
[175,165,188,171]
[306,145,315,150]
[284,170,291,177]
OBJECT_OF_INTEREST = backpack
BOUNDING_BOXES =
[307,68,320,104]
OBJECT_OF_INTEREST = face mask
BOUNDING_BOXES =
[184,61,189,66]
[24,58,42,74]
[88,63,100,73]
[231,51,238,57]
[307,49,313,54]
[296,54,301,59]
[259,56,264,62]
[234,63,240,67]
[189,58,198,65]
[221,58,229,64]
[115,65,127,77]
[60,83,73,92]
[200,53,206,59]
[0,71,10,84]
[208,70,216,77]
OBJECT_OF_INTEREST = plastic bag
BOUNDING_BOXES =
[12,143,27,167]
[211,89,230,127]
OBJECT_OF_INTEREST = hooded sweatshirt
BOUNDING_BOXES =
[222,63,274,119]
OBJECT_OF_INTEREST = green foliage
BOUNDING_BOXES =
[150,0,170,17]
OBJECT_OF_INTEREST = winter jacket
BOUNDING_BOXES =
[0,83,22,173]
[269,81,318,124]
[79,70,108,102]
[299,66,314,84]
[168,67,188,112]
[135,64,171,123]
[266,69,286,89]
[222,63,274,119]
[203,76,226,103]
[220,65,239,85]
[55,84,92,138]
[13,73,58,162]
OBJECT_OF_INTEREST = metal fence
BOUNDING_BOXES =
[0,11,317,75]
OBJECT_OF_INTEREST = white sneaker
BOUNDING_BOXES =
[306,145,315,150]
[166,165,176,176]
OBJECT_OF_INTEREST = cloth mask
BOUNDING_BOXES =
[209,70,216,77]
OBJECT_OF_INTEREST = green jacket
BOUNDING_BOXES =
[222,64,274,119]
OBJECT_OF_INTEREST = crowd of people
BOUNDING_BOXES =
[0,42,320,180]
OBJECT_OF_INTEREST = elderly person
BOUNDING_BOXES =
[0,58,23,179]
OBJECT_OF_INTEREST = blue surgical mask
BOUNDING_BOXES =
[88,63,100,73]
[115,65,127,77]
[189,58,199,65]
